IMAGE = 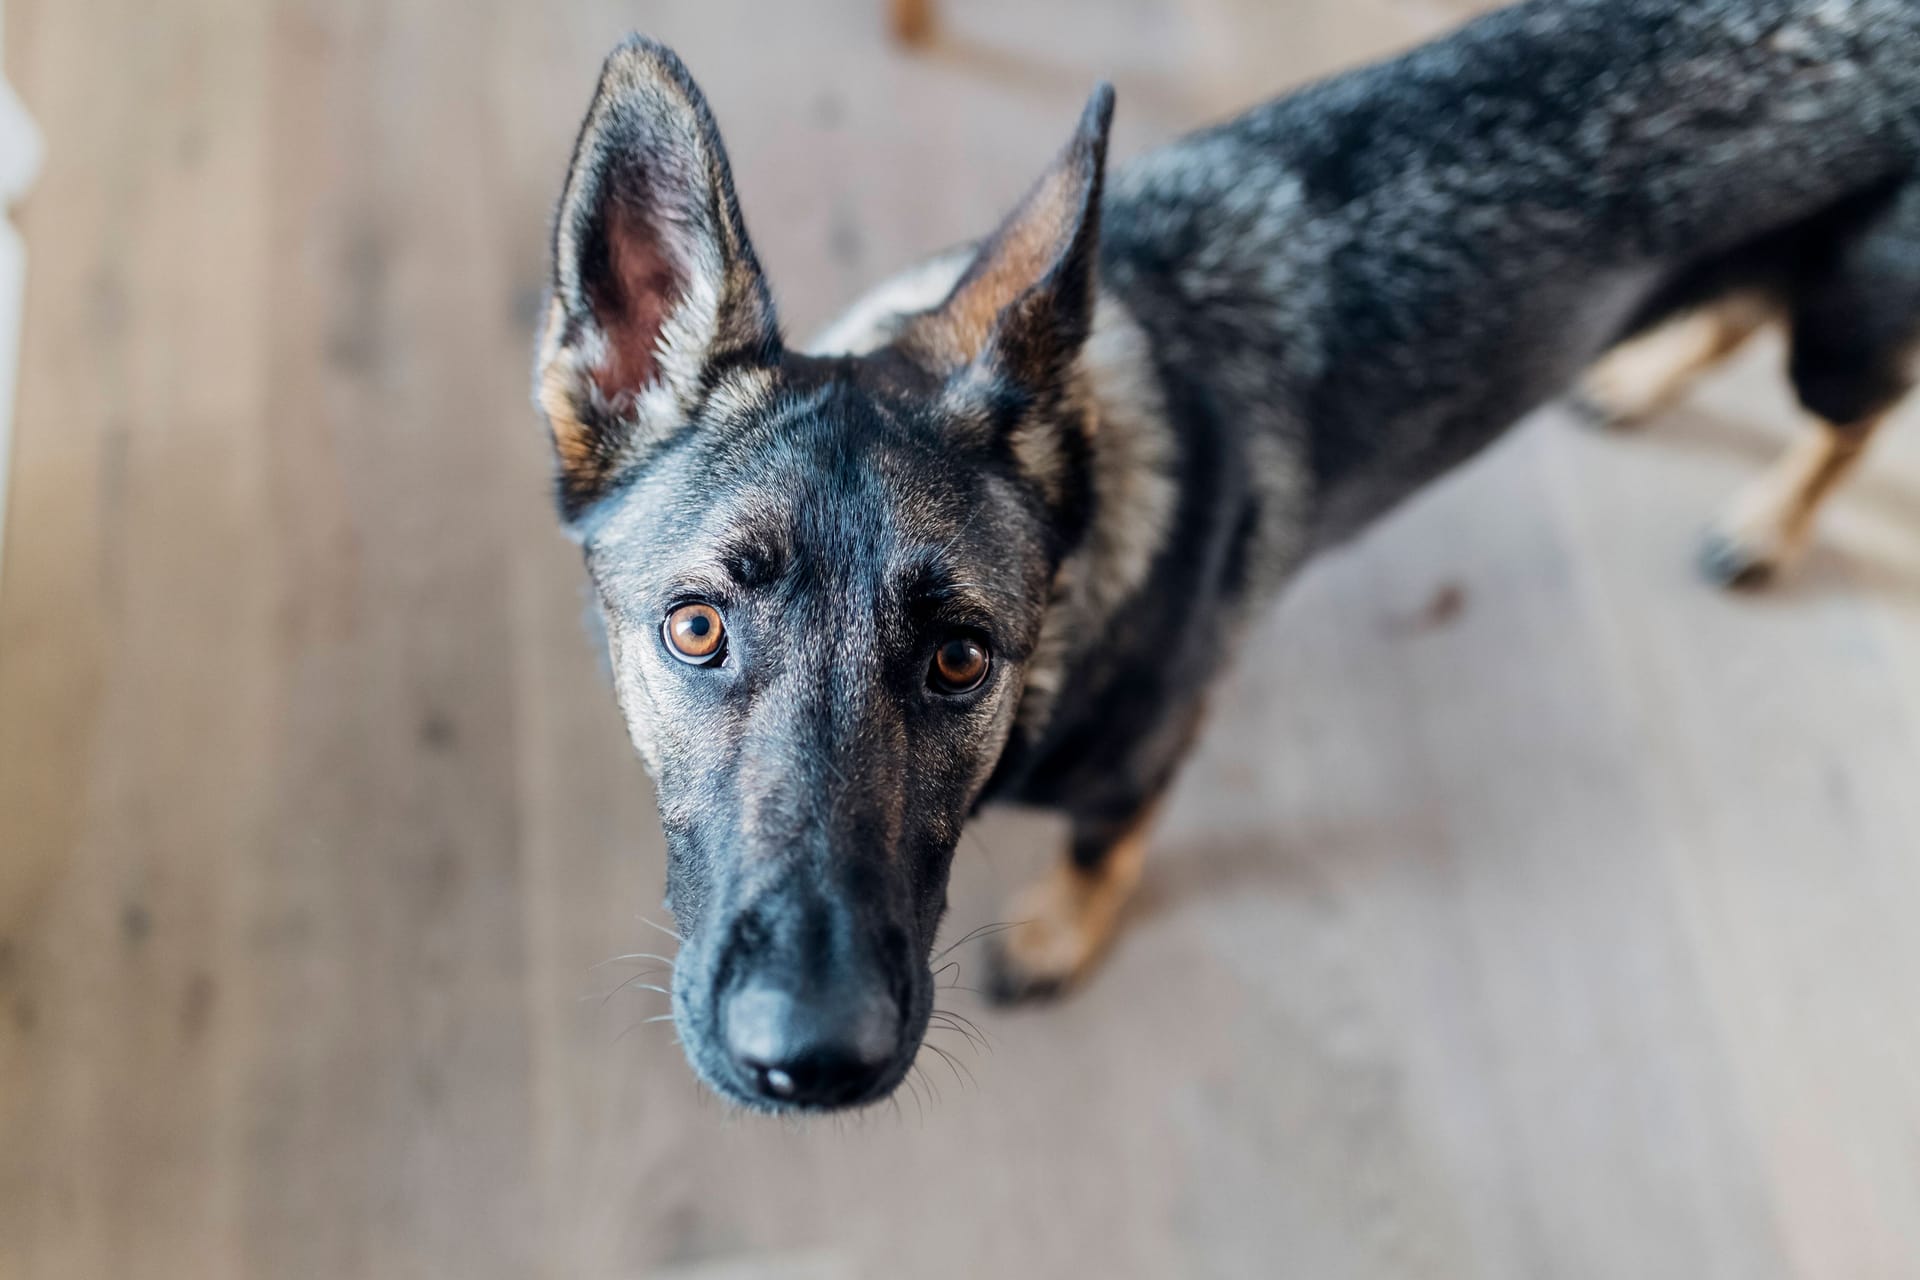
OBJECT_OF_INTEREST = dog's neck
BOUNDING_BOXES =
[806,257,1178,747]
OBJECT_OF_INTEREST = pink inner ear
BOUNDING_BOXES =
[592,200,683,402]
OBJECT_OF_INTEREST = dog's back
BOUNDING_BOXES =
[1101,0,1920,555]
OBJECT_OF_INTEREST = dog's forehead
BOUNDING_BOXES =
[590,376,989,583]
[717,383,966,534]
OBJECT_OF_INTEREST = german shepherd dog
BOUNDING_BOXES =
[535,0,1920,1111]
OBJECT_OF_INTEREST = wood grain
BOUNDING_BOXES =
[4,1,1918,1277]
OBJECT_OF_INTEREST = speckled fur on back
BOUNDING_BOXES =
[1109,0,1919,539]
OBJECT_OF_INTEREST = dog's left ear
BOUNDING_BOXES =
[898,85,1115,472]
[537,37,780,522]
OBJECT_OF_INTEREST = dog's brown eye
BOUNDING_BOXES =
[930,636,989,693]
[664,603,726,664]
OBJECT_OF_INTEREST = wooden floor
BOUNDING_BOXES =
[5,1,1920,1276]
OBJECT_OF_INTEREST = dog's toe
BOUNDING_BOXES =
[979,833,1147,1006]
[982,941,1068,1006]
[1565,388,1640,431]
[982,918,1084,1006]
[1697,527,1779,590]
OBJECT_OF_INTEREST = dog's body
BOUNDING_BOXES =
[537,0,1920,1109]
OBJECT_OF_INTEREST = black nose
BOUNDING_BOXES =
[721,983,900,1107]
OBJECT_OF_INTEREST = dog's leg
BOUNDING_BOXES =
[1698,412,1885,587]
[1700,180,1920,587]
[985,801,1160,1003]
[1571,292,1773,428]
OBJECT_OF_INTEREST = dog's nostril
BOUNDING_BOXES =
[737,1046,888,1106]
[723,983,898,1106]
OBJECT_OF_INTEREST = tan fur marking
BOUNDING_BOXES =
[1577,292,1775,425]
[901,165,1085,369]
[1705,414,1882,583]
[704,365,777,423]
[991,803,1158,997]
[1014,293,1178,741]
[537,299,599,470]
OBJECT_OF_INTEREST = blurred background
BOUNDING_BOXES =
[4,0,1920,1277]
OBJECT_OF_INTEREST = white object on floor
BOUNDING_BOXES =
[0,1,40,581]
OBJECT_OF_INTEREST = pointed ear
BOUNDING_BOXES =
[897,85,1114,395]
[536,37,780,521]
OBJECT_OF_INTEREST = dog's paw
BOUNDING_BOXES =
[1565,385,1648,431]
[1697,506,1797,594]
[981,866,1126,1006]
[1573,299,1769,432]
[983,945,1069,1005]
[1697,526,1782,589]
[1699,478,1808,590]
[984,923,1081,1006]
[1570,346,1684,430]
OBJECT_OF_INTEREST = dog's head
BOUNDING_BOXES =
[536,37,1114,1110]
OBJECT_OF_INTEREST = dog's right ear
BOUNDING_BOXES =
[536,37,780,523]
[891,87,1114,515]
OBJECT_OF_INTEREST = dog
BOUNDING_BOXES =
[534,0,1920,1111]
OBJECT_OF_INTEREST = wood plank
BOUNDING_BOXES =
[1543,340,1920,1278]
[0,1,275,1275]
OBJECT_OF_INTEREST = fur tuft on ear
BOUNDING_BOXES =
[536,36,781,522]
[898,84,1114,391]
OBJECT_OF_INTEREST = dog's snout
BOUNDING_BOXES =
[721,982,900,1107]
